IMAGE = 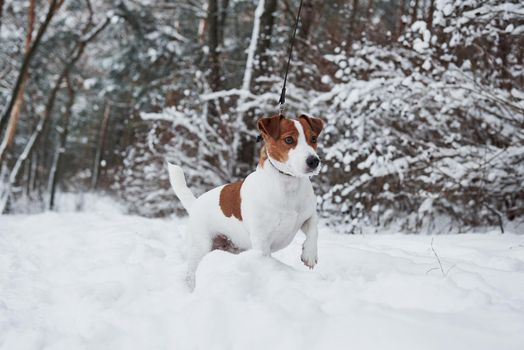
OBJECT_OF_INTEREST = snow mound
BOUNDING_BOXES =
[1,212,524,350]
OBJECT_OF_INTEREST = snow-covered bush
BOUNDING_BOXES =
[309,0,524,233]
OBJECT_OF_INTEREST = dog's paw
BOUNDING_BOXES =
[301,245,318,269]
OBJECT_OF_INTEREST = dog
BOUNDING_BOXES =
[167,114,324,289]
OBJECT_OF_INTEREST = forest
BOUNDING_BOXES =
[2,2,524,347]
[1,0,523,233]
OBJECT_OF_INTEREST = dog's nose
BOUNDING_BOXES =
[306,155,320,170]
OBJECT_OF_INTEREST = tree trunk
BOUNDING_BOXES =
[218,0,229,45]
[347,0,359,48]
[397,0,406,38]
[198,2,208,44]
[242,0,266,93]
[0,0,36,162]
[23,150,31,197]
[0,0,4,36]
[298,0,322,41]
[254,0,277,81]
[207,0,221,91]
[48,76,74,210]
[29,151,38,194]
[235,0,267,174]
[366,0,374,22]
[410,0,420,25]
[91,103,110,191]
[426,0,435,31]
[0,0,60,138]
[30,151,38,193]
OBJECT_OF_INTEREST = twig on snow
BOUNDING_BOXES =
[426,237,455,277]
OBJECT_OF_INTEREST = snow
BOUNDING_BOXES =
[1,207,524,350]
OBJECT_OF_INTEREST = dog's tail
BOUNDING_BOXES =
[167,162,196,212]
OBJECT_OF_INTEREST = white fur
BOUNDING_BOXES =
[168,121,320,290]
[167,163,196,211]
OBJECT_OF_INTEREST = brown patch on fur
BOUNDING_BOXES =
[219,181,243,220]
[257,115,282,140]
[212,234,242,254]
[259,117,299,163]
[299,115,324,149]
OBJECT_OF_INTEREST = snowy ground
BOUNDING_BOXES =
[1,203,524,350]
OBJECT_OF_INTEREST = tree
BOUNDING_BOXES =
[347,0,359,47]
[0,0,36,162]
[426,0,435,31]
[0,1,110,213]
[299,0,315,40]
[254,0,278,82]
[218,0,229,45]
[410,0,420,25]
[91,103,111,191]
[207,0,221,92]
[0,0,62,139]
[0,0,4,35]
[48,75,74,210]
[397,0,406,37]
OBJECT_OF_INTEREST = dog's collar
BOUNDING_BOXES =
[266,154,294,177]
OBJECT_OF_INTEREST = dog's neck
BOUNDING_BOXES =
[257,145,304,188]
[266,155,293,177]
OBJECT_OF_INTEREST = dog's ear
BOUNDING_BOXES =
[299,114,324,135]
[257,115,283,140]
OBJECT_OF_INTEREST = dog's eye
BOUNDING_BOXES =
[284,136,294,145]
[311,136,317,144]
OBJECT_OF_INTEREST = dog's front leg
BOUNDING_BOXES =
[301,212,319,269]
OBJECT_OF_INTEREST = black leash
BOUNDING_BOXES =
[278,0,305,116]
[257,0,305,143]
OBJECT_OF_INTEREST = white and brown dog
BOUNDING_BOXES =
[167,114,324,289]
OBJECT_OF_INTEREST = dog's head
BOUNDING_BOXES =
[257,114,324,177]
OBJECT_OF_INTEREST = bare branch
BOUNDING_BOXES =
[431,237,445,276]
[484,204,505,234]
